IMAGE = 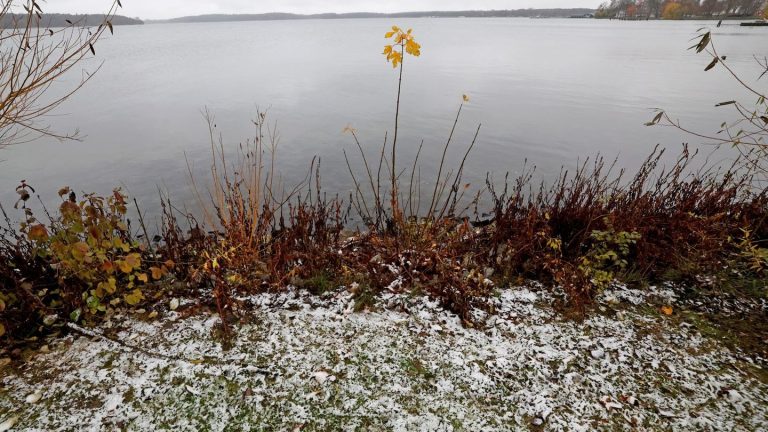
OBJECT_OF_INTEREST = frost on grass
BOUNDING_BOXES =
[0,286,767,431]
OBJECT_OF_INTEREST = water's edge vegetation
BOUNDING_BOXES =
[0,33,768,354]
[0,13,766,375]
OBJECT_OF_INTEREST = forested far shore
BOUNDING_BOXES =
[0,13,143,28]
[153,9,596,24]
[597,0,767,19]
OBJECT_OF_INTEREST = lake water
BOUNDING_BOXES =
[1,18,766,223]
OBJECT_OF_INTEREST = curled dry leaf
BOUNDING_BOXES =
[0,416,18,432]
[25,390,43,404]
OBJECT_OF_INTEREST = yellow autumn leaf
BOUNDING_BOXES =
[164,259,175,269]
[28,224,49,242]
[124,288,144,306]
[106,277,117,294]
[150,267,164,280]
[405,40,420,56]
[124,253,141,271]
[212,258,220,270]
[226,273,243,284]
[101,261,115,274]
[118,260,132,274]
[113,237,125,250]
[71,242,90,261]
[137,273,149,283]
[382,26,421,67]
[661,305,673,316]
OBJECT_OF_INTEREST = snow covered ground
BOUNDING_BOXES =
[0,285,766,431]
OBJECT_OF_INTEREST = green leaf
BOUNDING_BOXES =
[86,296,101,311]
[70,308,82,322]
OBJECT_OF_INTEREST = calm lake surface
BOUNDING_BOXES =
[1,18,766,222]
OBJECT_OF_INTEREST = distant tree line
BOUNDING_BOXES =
[160,9,596,24]
[596,0,767,19]
[0,13,142,28]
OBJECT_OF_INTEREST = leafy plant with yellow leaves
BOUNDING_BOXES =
[735,228,768,274]
[16,185,172,321]
[578,228,641,292]
[383,26,421,69]
[382,26,421,230]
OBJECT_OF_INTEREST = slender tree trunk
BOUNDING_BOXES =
[391,42,404,226]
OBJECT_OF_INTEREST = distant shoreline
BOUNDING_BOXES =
[145,9,596,24]
[142,12,766,25]
[0,14,143,28]
[598,16,765,21]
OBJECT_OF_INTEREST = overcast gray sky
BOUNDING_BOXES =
[46,1,601,20]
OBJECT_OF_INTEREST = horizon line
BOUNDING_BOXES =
[139,7,596,22]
